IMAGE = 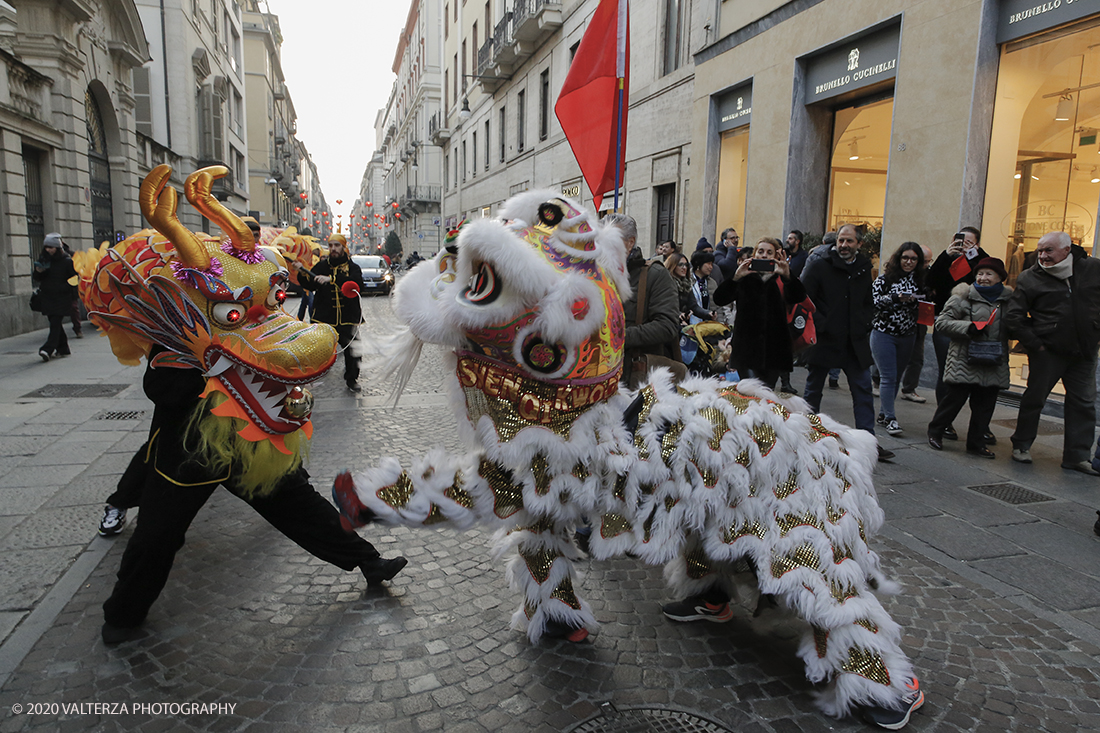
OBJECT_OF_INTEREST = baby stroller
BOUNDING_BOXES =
[679,321,732,377]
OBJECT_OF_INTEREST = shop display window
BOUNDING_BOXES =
[982,21,1100,397]
[827,96,894,233]
[716,126,749,238]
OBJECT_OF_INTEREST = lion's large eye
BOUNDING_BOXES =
[463,262,500,304]
[211,302,247,327]
[266,285,288,308]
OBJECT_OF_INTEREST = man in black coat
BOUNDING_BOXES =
[298,234,365,392]
[1006,232,1100,474]
[800,225,891,460]
[31,232,78,360]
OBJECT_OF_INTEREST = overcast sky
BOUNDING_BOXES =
[266,1,409,220]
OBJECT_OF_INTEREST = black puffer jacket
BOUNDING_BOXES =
[623,246,680,358]
[1004,249,1100,358]
[800,248,874,369]
[31,249,77,317]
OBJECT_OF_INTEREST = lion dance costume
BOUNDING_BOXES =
[333,191,921,721]
[77,165,393,640]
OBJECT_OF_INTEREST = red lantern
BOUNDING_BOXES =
[394,212,401,219]
[391,202,398,209]
[295,207,300,213]
[336,199,343,205]
[299,192,307,200]
[366,201,372,207]
[311,210,316,215]
[322,212,328,217]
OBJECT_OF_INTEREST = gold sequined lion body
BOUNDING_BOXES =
[334,191,915,719]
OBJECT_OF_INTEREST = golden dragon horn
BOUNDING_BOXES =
[139,165,212,270]
[184,166,254,251]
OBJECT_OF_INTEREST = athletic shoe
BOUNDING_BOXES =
[98,505,127,537]
[876,414,888,427]
[886,419,903,437]
[662,595,733,623]
[900,391,926,403]
[872,386,881,397]
[861,676,924,730]
[361,556,408,586]
[38,350,50,362]
[877,445,896,462]
[74,330,84,339]
[1011,448,1032,464]
[347,381,362,393]
[828,378,840,390]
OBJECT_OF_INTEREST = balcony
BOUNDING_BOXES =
[399,185,441,212]
[511,0,561,46]
[475,37,506,93]
[490,12,516,72]
[428,111,451,145]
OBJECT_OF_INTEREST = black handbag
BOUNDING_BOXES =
[29,289,42,313]
[967,340,1003,366]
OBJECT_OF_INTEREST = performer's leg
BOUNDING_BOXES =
[105,441,150,509]
[236,467,382,571]
[102,477,217,629]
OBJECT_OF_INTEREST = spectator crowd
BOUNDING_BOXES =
[610,216,1100,486]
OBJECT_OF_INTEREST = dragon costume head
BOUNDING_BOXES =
[388,191,629,433]
[76,165,338,461]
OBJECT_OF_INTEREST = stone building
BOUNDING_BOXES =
[0,0,149,339]
[133,0,249,230]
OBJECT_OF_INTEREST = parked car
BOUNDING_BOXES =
[352,255,395,296]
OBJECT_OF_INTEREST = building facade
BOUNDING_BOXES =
[689,0,1100,396]
[435,0,697,252]
[0,0,149,339]
[133,0,249,229]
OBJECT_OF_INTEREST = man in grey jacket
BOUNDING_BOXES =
[1005,231,1100,475]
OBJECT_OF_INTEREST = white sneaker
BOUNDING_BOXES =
[98,505,127,536]
[900,391,926,403]
[886,419,903,436]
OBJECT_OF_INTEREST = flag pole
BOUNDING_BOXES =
[614,77,623,212]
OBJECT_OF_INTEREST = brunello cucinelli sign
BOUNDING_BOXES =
[998,0,1100,44]
[804,24,900,104]
[716,83,752,132]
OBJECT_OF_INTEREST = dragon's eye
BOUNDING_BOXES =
[463,262,500,305]
[211,302,247,327]
[267,286,288,308]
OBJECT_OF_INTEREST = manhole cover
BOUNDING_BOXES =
[968,483,1054,505]
[21,384,130,399]
[570,707,733,733]
[96,410,146,420]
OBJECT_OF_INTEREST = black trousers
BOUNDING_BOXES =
[928,383,999,451]
[336,324,360,385]
[1011,349,1097,464]
[102,466,381,628]
[932,328,951,405]
[901,324,927,394]
[40,315,69,356]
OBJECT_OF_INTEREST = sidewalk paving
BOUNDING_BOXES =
[0,305,1097,732]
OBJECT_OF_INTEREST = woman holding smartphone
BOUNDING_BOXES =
[870,242,927,436]
[712,237,806,390]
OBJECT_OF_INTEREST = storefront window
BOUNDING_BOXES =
[716,126,748,239]
[827,96,894,232]
[982,22,1100,398]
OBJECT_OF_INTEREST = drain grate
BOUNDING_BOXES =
[96,410,146,420]
[571,707,733,733]
[21,384,130,399]
[968,482,1054,505]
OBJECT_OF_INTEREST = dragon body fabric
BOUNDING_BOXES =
[334,191,916,718]
[75,165,338,493]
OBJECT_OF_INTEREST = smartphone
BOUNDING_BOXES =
[750,259,776,272]
[953,232,965,243]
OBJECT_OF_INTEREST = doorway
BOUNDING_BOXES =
[827,95,895,233]
[86,90,114,247]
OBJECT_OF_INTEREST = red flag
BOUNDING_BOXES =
[917,300,935,327]
[555,0,629,211]
[949,254,971,282]
[973,307,998,331]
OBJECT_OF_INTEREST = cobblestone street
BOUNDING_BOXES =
[1,296,1099,732]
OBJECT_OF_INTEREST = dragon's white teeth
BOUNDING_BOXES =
[205,355,234,377]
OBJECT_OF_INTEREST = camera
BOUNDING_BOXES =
[750,259,776,272]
